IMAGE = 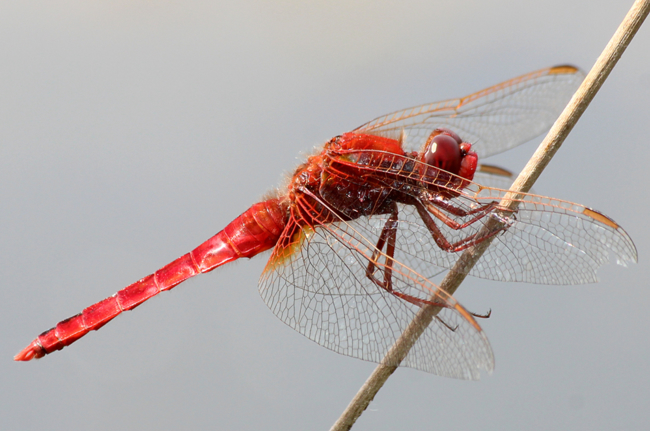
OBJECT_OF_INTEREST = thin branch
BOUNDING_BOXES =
[330,1,650,430]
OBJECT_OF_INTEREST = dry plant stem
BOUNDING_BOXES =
[330,1,650,430]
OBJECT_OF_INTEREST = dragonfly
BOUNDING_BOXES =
[15,65,637,380]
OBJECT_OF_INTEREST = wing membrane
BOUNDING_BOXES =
[259,194,494,379]
[322,151,637,284]
[352,65,584,157]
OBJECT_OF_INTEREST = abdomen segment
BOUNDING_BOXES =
[15,198,288,361]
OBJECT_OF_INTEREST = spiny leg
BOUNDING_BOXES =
[365,202,399,292]
[414,198,496,320]
[422,198,502,230]
[413,199,508,253]
[364,202,456,329]
[472,309,491,319]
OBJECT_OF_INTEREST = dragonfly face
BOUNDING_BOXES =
[418,128,478,183]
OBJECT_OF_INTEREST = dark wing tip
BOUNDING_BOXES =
[583,208,620,229]
[549,64,582,75]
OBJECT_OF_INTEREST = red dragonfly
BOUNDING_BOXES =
[15,66,637,379]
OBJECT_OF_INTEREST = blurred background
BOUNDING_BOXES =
[1,1,649,430]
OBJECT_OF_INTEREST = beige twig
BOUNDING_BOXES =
[330,1,650,429]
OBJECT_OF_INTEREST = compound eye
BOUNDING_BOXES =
[434,128,462,144]
[424,134,462,174]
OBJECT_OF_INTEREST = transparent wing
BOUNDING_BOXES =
[352,65,584,157]
[457,186,636,284]
[400,163,520,280]
[322,152,637,285]
[259,193,494,379]
[361,199,636,285]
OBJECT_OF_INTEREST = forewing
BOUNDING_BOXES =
[462,187,637,284]
[357,163,516,281]
[258,195,494,379]
[352,65,584,157]
[335,157,638,285]
[359,198,635,286]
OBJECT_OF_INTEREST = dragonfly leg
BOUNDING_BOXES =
[365,203,450,312]
[470,308,491,319]
[364,201,493,328]
[422,198,503,229]
[413,199,506,253]
[434,308,488,332]
[365,202,399,292]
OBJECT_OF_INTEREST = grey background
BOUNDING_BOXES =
[2,1,649,430]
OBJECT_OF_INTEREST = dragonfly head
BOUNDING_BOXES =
[421,128,478,181]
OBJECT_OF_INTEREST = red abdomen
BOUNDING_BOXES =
[15,198,289,361]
